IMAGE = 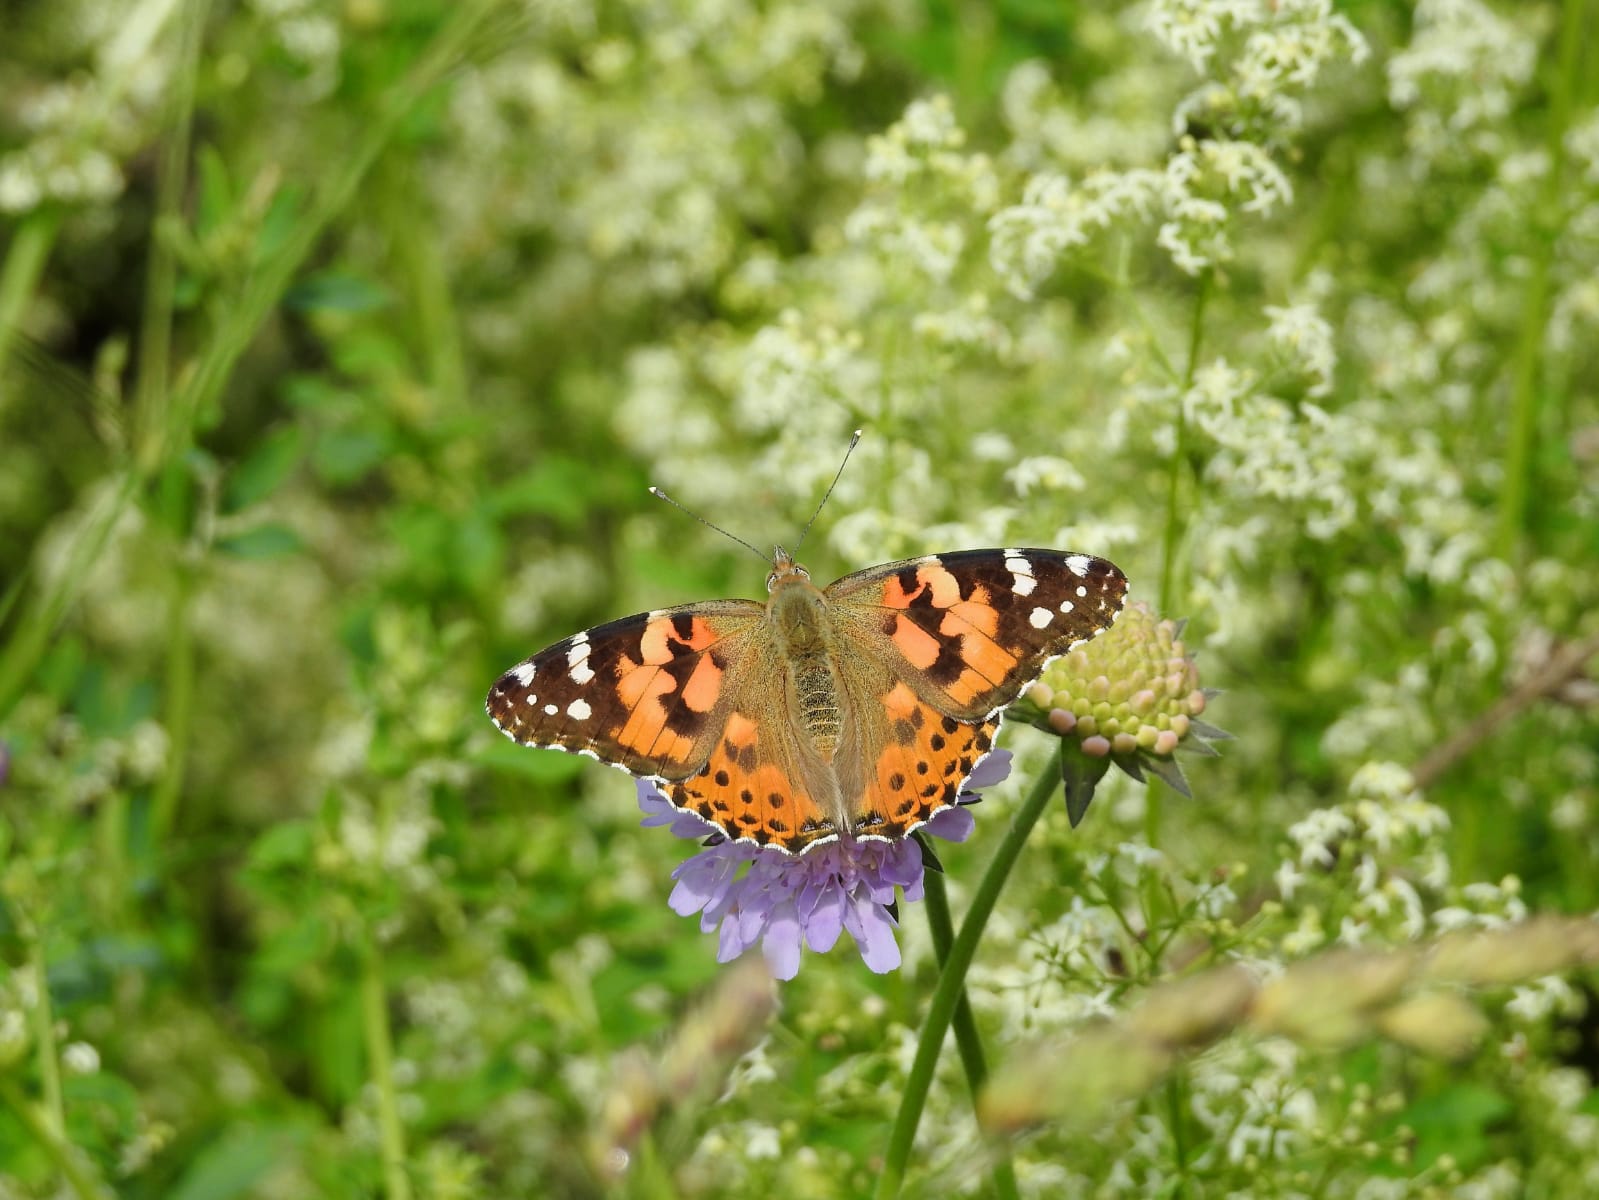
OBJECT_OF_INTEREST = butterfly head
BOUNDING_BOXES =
[766,546,812,592]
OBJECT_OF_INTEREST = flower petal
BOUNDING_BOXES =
[962,748,1012,791]
[843,892,902,974]
[925,805,976,844]
[762,902,803,980]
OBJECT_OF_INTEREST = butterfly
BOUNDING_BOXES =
[486,546,1127,854]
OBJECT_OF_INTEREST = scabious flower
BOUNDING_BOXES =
[636,750,1012,980]
[1010,600,1227,823]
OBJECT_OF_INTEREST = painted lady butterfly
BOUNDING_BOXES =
[486,545,1128,854]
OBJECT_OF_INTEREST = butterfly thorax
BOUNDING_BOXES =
[767,551,844,760]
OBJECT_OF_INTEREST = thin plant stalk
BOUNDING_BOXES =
[919,849,1020,1200]
[150,562,197,844]
[133,0,208,468]
[0,209,62,390]
[1158,276,1211,616]
[876,746,1063,1200]
[0,1079,113,1200]
[360,930,413,1200]
[1497,0,1586,559]
[26,933,65,1131]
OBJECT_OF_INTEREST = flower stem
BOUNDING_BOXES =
[1497,0,1585,559]
[1158,275,1211,615]
[26,933,65,1132]
[877,746,1063,1199]
[0,1079,112,1200]
[918,846,1020,1200]
[0,207,61,395]
[150,562,197,846]
[359,931,413,1200]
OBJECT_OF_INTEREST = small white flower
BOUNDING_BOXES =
[63,1042,100,1075]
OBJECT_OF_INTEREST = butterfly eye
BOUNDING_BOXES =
[766,571,779,591]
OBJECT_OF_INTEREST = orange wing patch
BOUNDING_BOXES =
[853,688,998,841]
[879,566,1019,703]
[612,614,732,766]
[668,712,838,853]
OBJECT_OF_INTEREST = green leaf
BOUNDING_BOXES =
[1395,1084,1512,1171]
[486,457,597,526]
[169,1124,305,1200]
[283,271,393,314]
[1060,742,1111,828]
[194,143,234,239]
[224,426,304,512]
[216,523,304,559]
[312,425,389,484]
[476,736,588,783]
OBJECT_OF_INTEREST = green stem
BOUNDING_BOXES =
[150,562,197,845]
[360,931,413,1200]
[1158,276,1211,616]
[877,747,1063,1200]
[0,469,140,721]
[0,1079,112,1200]
[26,933,65,1131]
[918,845,1020,1200]
[1497,0,1585,559]
[134,0,208,468]
[0,208,62,392]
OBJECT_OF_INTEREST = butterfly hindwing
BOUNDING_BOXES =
[850,681,1000,841]
[666,706,840,853]
[827,548,1128,721]
[485,601,763,779]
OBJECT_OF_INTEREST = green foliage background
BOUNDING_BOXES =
[1,0,1597,1196]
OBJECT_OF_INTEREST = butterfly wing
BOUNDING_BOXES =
[825,548,1126,841]
[662,696,844,854]
[826,548,1128,721]
[486,601,764,780]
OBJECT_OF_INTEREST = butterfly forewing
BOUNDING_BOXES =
[485,601,763,779]
[826,548,1128,721]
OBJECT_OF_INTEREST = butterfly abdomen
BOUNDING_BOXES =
[771,577,843,758]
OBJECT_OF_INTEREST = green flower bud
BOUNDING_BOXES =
[1009,601,1231,823]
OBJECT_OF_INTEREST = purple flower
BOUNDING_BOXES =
[636,749,1012,980]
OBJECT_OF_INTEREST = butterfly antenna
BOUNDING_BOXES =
[793,428,863,553]
[648,486,770,561]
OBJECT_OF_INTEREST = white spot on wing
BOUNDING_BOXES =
[1029,606,1053,629]
[567,699,592,720]
[566,641,591,666]
[1077,585,1088,597]
[511,662,535,685]
[1005,555,1030,575]
[1059,599,1074,613]
[1065,554,1091,577]
[1013,574,1036,597]
[570,662,595,684]
[544,703,558,715]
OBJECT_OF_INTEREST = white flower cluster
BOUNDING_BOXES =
[1388,0,1539,163]
[846,96,1000,286]
[1150,0,1369,137]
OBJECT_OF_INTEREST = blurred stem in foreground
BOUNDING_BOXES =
[360,927,413,1200]
[1498,0,1586,560]
[1158,274,1211,616]
[0,209,62,389]
[133,0,209,465]
[918,843,1020,1200]
[876,744,1063,1200]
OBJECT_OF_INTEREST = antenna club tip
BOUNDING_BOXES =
[851,428,864,439]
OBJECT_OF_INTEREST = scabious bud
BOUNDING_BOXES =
[1010,600,1229,824]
